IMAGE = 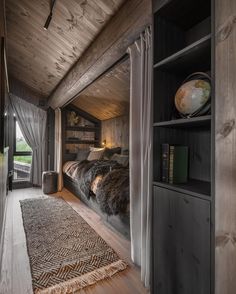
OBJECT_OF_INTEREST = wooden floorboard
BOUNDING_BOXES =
[0,187,148,294]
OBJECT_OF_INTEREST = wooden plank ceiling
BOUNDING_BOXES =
[72,57,130,120]
[5,0,125,96]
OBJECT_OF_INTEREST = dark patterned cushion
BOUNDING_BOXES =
[103,147,121,160]
[121,148,129,155]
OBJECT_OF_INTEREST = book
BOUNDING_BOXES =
[169,145,188,184]
[161,143,170,182]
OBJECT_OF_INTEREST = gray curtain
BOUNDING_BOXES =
[127,27,152,287]
[54,108,63,191]
[10,94,47,186]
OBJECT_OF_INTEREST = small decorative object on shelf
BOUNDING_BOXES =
[174,72,211,118]
[67,111,80,126]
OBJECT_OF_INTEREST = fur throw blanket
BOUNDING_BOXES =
[74,160,122,199]
[65,159,129,215]
[96,168,129,216]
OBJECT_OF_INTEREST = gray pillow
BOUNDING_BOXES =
[121,148,129,155]
[75,149,90,161]
[103,147,121,160]
[111,153,129,167]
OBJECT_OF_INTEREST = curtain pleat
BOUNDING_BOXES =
[127,27,152,287]
[9,94,47,186]
[54,108,63,191]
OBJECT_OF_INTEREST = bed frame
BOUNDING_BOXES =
[63,173,130,239]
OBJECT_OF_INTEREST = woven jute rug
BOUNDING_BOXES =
[20,197,127,294]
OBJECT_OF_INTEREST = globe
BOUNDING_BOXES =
[175,79,211,116]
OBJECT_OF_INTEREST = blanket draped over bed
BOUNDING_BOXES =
[63,160,129,216]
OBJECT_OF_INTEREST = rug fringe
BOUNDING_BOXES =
[35,259,127,294]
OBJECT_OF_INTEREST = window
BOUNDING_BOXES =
[13,119,32,181]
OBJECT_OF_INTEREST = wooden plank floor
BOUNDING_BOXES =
[0,187,148,294]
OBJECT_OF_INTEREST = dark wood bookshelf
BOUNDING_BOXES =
[151,0,213,293]
[153,115,211,127]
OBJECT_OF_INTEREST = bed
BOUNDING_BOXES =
[63,153,130,239]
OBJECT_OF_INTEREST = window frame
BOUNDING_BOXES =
[13,118,32,156]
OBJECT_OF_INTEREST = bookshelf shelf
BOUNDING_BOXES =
[65,139,99,144]
[153,115,211,127]
[153,34,211,73]
[66,126,99,132]
[153,179,211,200]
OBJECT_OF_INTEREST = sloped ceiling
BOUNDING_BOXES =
[72,57,130,120]
[5,0,125,96]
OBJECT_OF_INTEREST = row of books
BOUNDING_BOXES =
[161,144,189,184]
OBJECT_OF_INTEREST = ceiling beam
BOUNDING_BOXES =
[47,0,151,109]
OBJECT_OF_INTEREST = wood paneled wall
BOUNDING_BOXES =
[215,0,236,293]
[101,115,129,149]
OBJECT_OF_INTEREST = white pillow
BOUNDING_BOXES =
[89,147,104,151]
[87,149,105,161]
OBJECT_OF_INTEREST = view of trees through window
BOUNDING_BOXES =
[14,121,32,181]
